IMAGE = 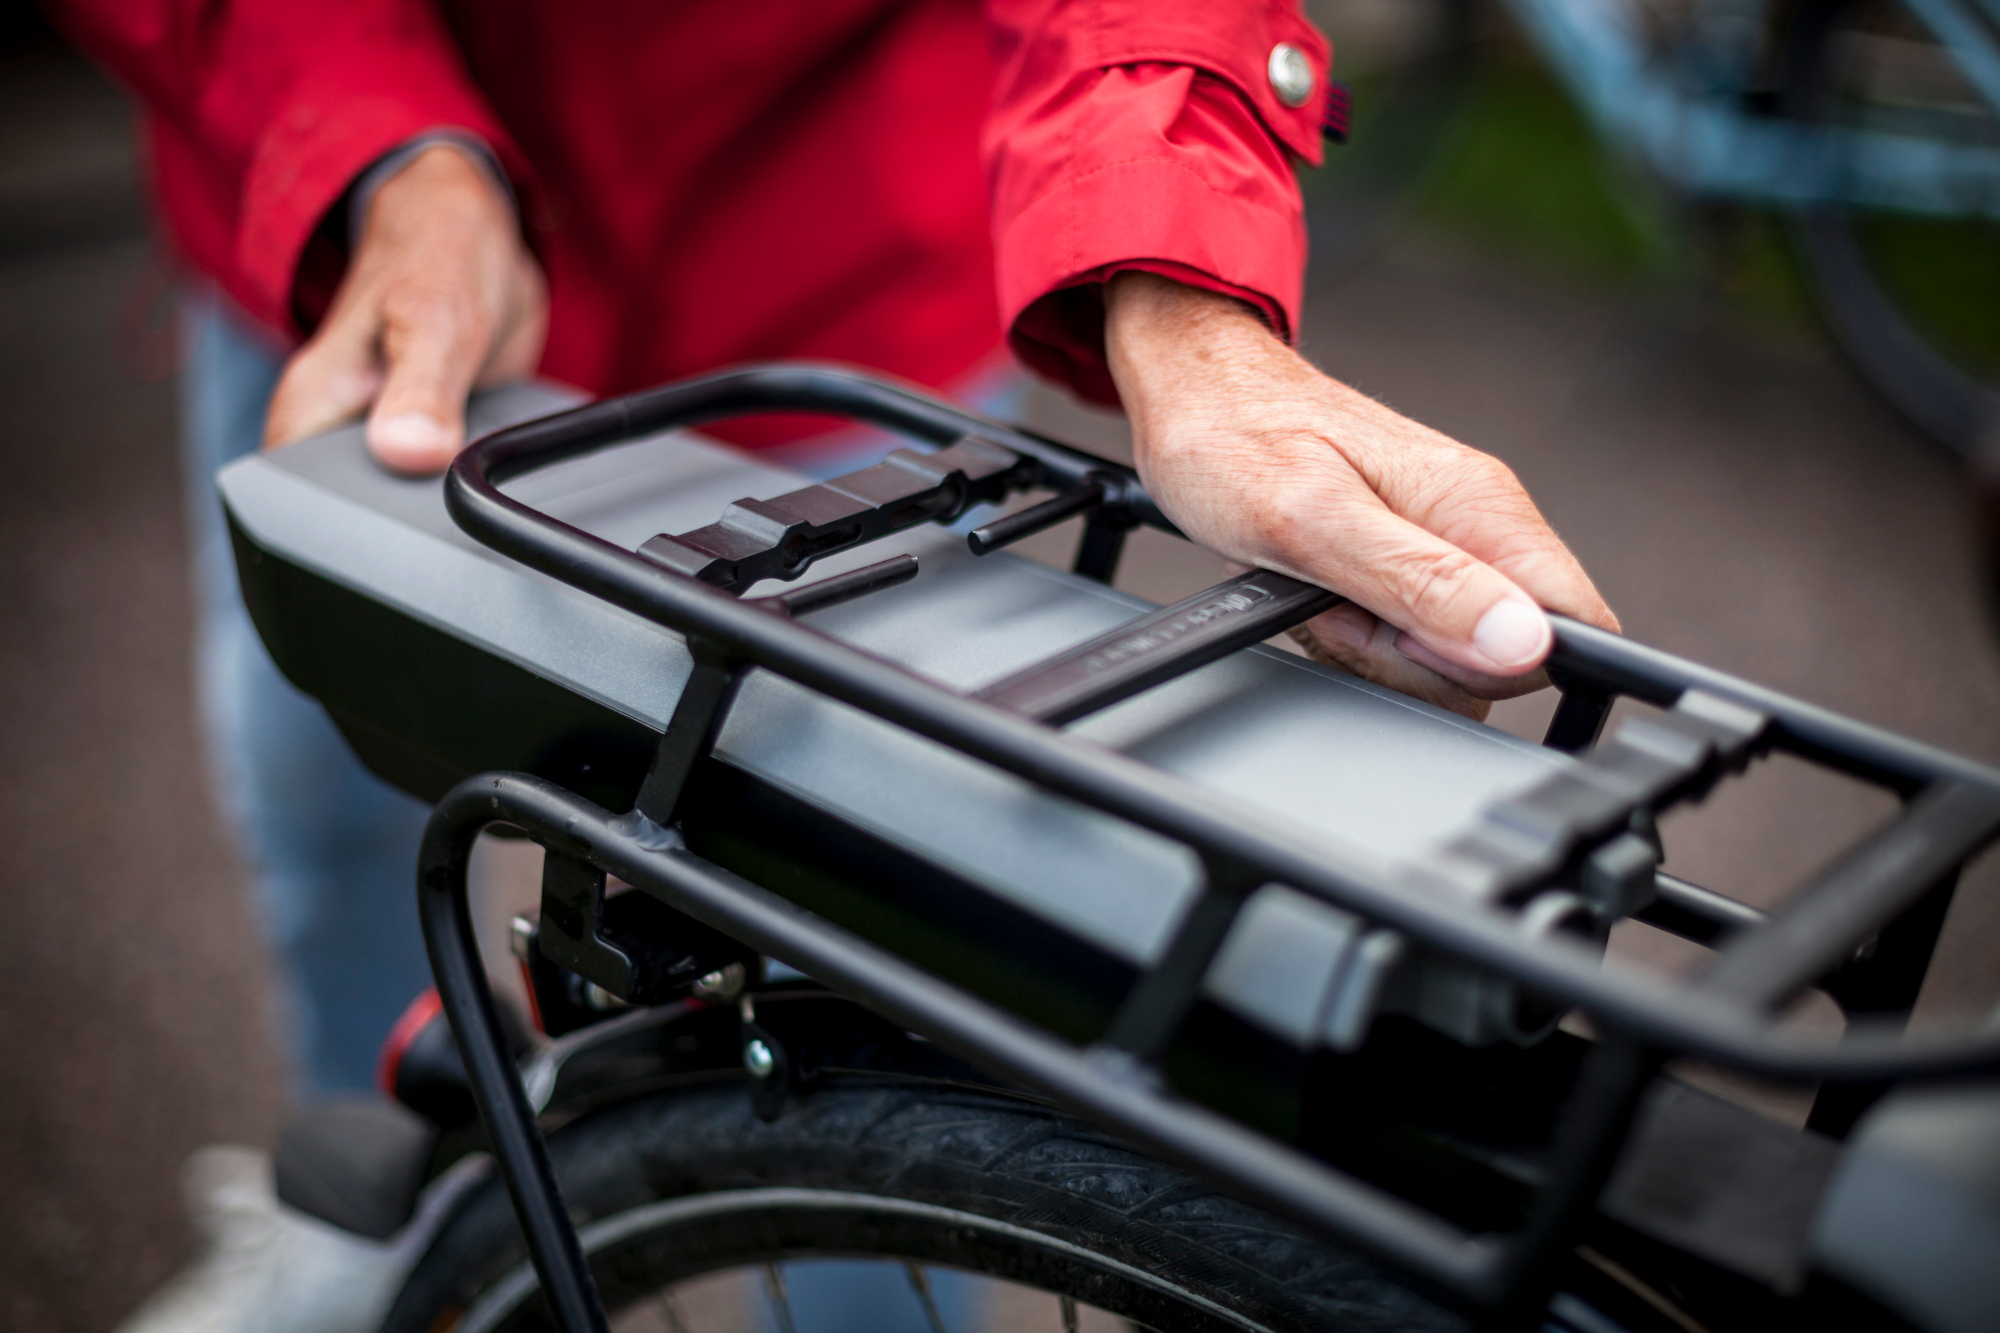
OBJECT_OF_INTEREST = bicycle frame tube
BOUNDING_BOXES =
[1903,0,2000,116]
[1499,0,2000,216]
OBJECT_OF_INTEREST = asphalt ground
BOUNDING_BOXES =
[3,33,1997,1333]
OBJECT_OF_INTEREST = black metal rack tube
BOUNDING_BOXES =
[467,362,1174,535]
[1639,872,1766,944]
[417,784,613,1333]
[1548,619,1998,795]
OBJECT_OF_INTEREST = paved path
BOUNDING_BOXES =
[0,236,285,1332]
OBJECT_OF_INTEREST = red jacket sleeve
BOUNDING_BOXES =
[49,0,527,338]
[984,0,1330,404]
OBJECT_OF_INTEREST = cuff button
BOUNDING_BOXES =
[1268,42,1315,108]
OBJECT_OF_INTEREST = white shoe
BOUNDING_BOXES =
[116,1145,416,1333]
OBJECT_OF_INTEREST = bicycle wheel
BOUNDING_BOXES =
[1783,0,2000,454]
[382,1080,1462,1333]
[1301,0,1480,283]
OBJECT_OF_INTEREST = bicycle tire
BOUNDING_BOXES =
[381,1079,1465,1333]
[1782,0,2000,454]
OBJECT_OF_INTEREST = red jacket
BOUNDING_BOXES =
[56,0,1327,439]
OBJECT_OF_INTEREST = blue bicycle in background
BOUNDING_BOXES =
[1304,0,2000,456]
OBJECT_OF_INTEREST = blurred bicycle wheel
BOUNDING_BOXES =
[1783,0,2000,454]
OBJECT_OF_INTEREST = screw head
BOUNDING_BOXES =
[692,961,747,1000]
[743,1038,776,1080]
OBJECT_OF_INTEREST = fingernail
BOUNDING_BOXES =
[1472,597,1550,670]
[371,412,455,471]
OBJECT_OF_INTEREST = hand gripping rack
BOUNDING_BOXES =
[419,364,2000,1333]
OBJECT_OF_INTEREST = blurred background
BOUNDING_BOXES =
[2,0,1997,1328]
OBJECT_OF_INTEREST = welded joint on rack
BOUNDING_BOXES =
[1698,780,2000,1013]
[1541,673,1612,753]
[1817,872,1958,1020]
[1545,615,2000,798]
[1806,872,1960,1137]
[640,559,920,819]
[1073,500,1140,584]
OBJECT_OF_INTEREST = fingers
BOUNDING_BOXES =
[262,306,384,449]
[1106,271,1623,710]
[1290,605,1494,721]
[1383,447,1620,636]
[1259,480,1554,678]
[260,280,490,473]
[261,143,547,473]
[1391,628,1550,699]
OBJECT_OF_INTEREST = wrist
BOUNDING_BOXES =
[361,143,516,255]
[1106,271,1268,345]
[352,136,513,246]
[1105,272,1289,444]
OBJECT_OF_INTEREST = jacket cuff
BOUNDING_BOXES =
[994,71,1307,406]
[347,131,515,247]
[236,62,526,336]
[1010,260,1284,406]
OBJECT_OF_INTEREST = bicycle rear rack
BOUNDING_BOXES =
[417,364,2000,1333]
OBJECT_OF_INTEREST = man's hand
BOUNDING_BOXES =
[1105,272,1616,720]
[263,145,548,474]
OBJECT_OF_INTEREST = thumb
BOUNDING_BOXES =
[364,299,488,475]
[1288,496,1551,678]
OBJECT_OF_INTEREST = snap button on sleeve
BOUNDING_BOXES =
[1267,42,1314,108]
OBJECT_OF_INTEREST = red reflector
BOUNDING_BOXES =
[377,987,444,1100]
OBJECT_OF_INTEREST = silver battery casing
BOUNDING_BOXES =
[218,384,1580,1052]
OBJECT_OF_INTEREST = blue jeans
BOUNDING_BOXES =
[181,290,434,1095]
